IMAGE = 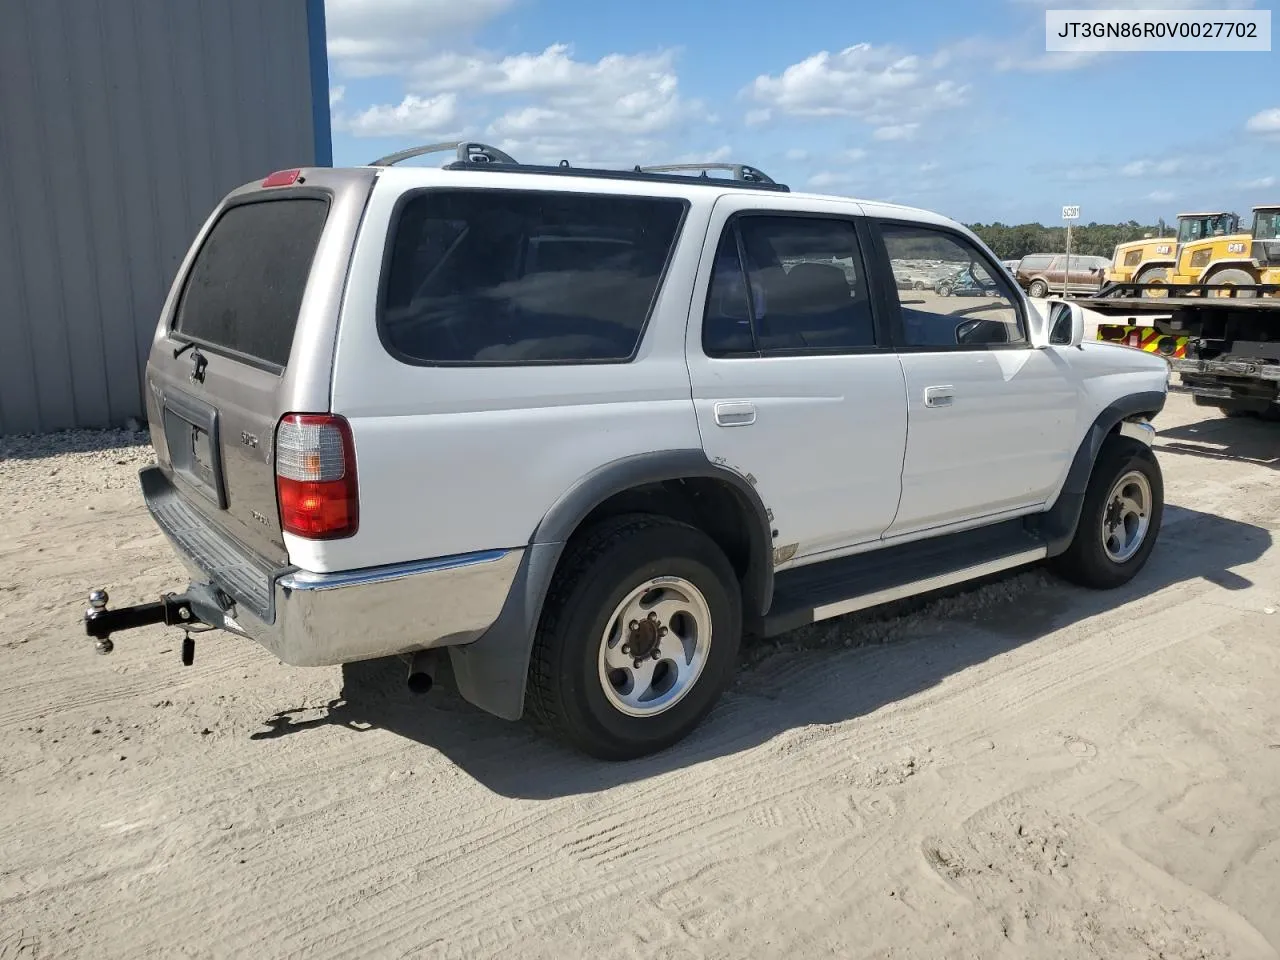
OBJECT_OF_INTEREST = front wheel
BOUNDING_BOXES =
[1050,435,1163,589]
[1027,279,1048,298]
[526,515,742,759]
[937,283,953,297]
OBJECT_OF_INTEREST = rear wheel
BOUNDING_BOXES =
[1205,267,1258,299]
[1050,435,1163,589]
[526,514,742,759]
[937,282,954,297]
[1027,279,1048,298]
[1135,265,1169,298]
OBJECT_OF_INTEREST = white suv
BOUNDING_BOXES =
[85,143,1170,759]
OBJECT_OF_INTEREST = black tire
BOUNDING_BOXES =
[937,283,953,297]
[1194,394,1267,418]
[1134,265,1169,298]
[1028,279,1048,298]
[526,514,742,760]
[1205,267,1258,299]
[1050,435,1163,590]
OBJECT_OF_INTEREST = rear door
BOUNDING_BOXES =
[684,194,908,562]
[144,172,373,566]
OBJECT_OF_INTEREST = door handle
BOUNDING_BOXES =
[714,401,756,427]
[924,385,954,408]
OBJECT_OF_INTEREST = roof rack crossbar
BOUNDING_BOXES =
[638,162,777,186]
[370,141,519,168]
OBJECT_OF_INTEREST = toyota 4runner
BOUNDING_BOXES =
[85,143,1171,759]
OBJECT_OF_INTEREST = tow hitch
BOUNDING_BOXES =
[84,589,211,664]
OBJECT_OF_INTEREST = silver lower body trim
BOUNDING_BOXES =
[173,548,524,667]
[1118,419,1157,447]
[810,546,1047,624]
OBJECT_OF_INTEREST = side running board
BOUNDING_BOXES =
[763,519,1047,637]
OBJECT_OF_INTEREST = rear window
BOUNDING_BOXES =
[173,197,329,368]
[379,189,687,364]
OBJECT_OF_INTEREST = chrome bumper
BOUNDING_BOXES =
[173,548,524,667]
[141,466,522,667]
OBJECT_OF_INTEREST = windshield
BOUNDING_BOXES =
[1254,210,1280,241]
[1177,214,1238,243]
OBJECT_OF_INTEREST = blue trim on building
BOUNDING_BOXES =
[305,0,333,166]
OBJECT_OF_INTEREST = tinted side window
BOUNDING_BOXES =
[703,215,876,357]
[881,224,1026,348]
[174,198,329,367]
[380,190,686,364]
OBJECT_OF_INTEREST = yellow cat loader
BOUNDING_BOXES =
[1104,211,1241,294]
[1168,204,1280,296]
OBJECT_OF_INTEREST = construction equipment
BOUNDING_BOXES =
[1082,280,1280,418]
[1167,204,1280,297]
[1104,212,1240,294]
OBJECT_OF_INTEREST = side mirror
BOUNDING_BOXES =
[956,317,1011,345]
[1048,300,1085,347]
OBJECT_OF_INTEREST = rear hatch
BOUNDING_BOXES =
[144,169,374,567]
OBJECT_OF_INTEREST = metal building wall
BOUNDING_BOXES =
[0,0,332,435]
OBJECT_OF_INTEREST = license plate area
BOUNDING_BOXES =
[161,391,227,509]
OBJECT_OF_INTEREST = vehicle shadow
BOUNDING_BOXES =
[250,502,1271,799]
[0,427,150,462]
[1156,414,1279,469]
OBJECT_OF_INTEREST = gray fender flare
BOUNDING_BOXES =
[1034,390,1166,555]
[448,450,775,721]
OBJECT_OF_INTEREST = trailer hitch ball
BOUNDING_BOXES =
[87,589,113,654]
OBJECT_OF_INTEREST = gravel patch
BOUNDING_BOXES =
[0,428,156,516]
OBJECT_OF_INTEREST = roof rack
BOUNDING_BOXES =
[368,141,789,192]
[636,162,778,186]
[370,140,519,167]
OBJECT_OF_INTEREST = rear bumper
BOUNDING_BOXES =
[141,466,523,666]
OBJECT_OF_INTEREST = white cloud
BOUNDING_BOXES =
[336,93,459,138]
[1245,107,1280,137]
[1121,158,1186,177]
[329,85,346,107]
[1146,190,1176,203]
[334,43,710,167]
[785,148,809,161]
[873,123,919,142]
[1241,175,1276,189]
[1002,49,1104,72]
[808,171,858,189]
[325,0,515,74]
[1010,0,1255,7]
[845,148,868,161]
[744,43,967,130]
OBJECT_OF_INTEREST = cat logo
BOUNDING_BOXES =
[1155,244,1172,255]
[1227,242,1246,254]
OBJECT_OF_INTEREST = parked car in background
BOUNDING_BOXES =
[1016,254,1109,298]
[1002,259,1021,276]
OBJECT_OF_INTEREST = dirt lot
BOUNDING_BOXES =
[2,392,1278,960]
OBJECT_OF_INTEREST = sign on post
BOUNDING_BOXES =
[1061,204,1079,296]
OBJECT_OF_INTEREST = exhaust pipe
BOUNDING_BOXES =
[406,649,440,695]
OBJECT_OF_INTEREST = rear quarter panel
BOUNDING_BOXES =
[309,172,713,574]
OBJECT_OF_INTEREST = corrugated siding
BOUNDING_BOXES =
[0,0,322,435]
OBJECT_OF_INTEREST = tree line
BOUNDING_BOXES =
[964,221,1167,261]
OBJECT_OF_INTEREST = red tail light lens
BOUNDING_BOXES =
[262,168,302,187]
[275,414,358,539]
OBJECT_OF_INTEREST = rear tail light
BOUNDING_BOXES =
[275,414,358,539]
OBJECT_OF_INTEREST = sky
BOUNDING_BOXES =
[323,0,1280,226]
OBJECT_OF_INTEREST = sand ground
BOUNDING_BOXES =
[2,391,1278,960]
